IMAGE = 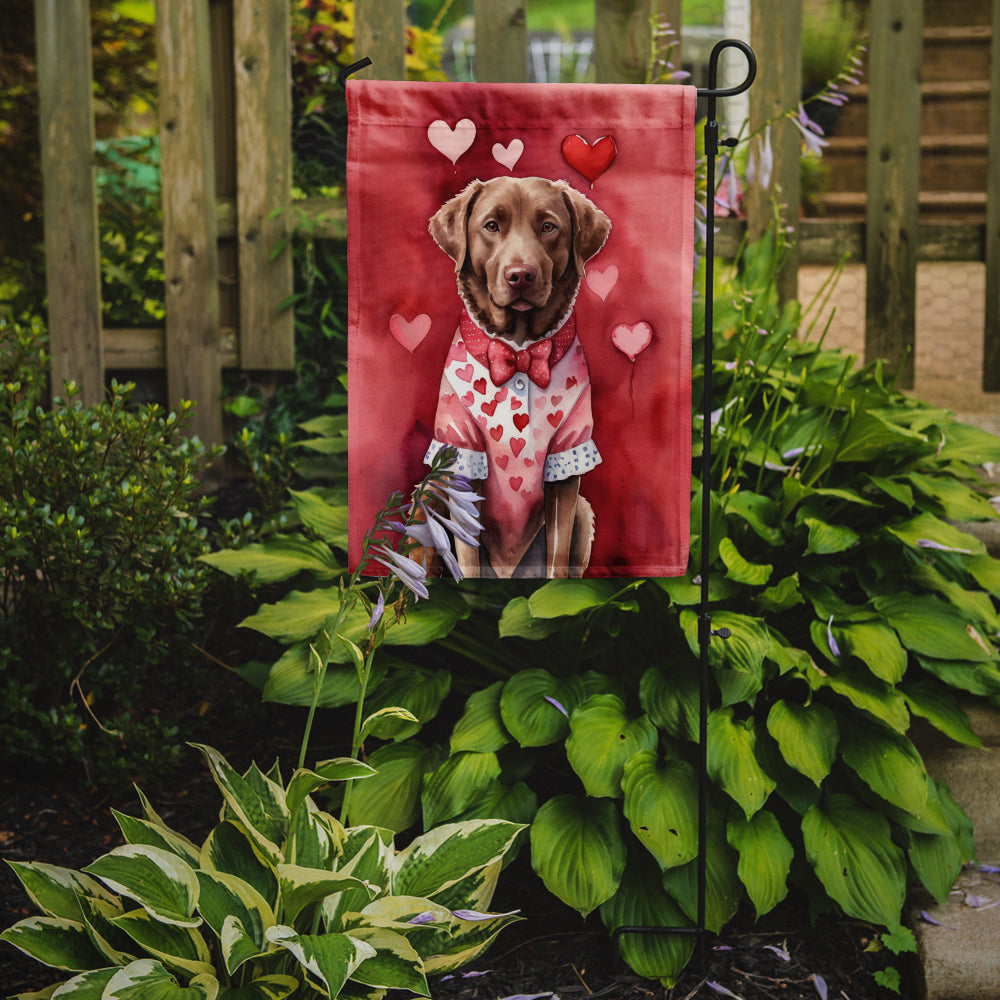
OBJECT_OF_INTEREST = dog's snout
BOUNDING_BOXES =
[504,265,537,290]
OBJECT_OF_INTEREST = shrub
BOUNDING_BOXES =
[0,317,220,784]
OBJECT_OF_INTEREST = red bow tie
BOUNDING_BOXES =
[487,338,553,389]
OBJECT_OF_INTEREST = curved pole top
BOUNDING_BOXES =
[697,39,756,99]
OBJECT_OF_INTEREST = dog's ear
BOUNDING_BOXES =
[429,180,484,271]
[560,184,612,276]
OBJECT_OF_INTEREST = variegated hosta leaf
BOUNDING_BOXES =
[200,822,278,910]
[46,966,118,997]
[347,740,442,833]
[190,745,287,863]
[102,958,218,999]
[77,894,136,966]
[499,669,585,747]
[344,926,429,995]
[421,906,522,975]
[285,760,375,823]
[391,820,524,901]
[450,681,511,754]
[529,795,626,917]
[214,975,299,1000]
[421,751,502,829]
[83,846,200,928]
[707,707,776,819]
[288,802,344,870]
[727,810,793,918]
[838,718,929,817]
[112,811,202,868]
[599,854,694,987]
[424,859,501,916]
[265,926,375,998]
[566,695,658,799]
[276,864,376,926]
[802,793,906,926]
[0,916,107,972]
[4,862,118,922]
[110,908,214,978]
[765,700,838,786]
[621,751,699,871]
[195,871,274,974]
[323,829,393,931]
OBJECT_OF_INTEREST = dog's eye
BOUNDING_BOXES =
[483,220,500,233]
[540,221,558,233]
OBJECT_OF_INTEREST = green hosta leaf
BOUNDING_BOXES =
[288,489,349,545]
[499,670,584,747]
[707,708,776,819]
[727,811,793,917]
[265,926,375,997]
[901,680,982,748]
[909,827,966,905]
[906,472,998,522]
[802,793,906,926]
[277,865,374,925]
[527,579,621,617]
[724,490,784,545]
[835,410,927,463]
[424,906,522,975]
[911,562,1000,633]
[809,661,910,732]
[453,779,538,827]
[680,610,770,706]
[103,959,218,1000]
[916,655,1000,697]
[200,535,341,583]
[84,846,200,928]
[866,474,914,509]
[497,596,565,639]
[362,667,451,740]
[599,853,694,987]
[639,664,699,742]
[0,916,107,971]
[392,820,524,901]
[195,871,273,974]
[360,706,421,742]
[450,682,511,754]
[967,553,1000,597]
[200,822,278,910]
[347,740,442,832]
[216,976,299,1000]
[76,894,135,966]
[566,695,658,798]
[4,862,118,922]
[935,421,1000,464]
[39,966,117,998]
[765,701,838,786]
[421,751,502,828]
[346,926,428,994]
[874,594,995,662]
[886,512,985,557]
[111,908,214,978]
[112,812,201,868]
[803,517,859,556]
[839,718,928,817]
[655,573,737,606]
[285,759,376,823]
[260,643,387,709]
[718,537,772,585]
[190,746,287,863]
[530,795,626,917]
[621,751,699,871]
[755,573,804,614]
[661,810,741,933]
[835,621,907,684]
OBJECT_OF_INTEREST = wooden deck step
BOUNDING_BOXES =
[814,190,987,222]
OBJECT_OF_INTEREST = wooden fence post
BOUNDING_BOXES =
[594,0,654,84]
[157,0,223,445]
[474,0,527,83]
[746,0,801,305]
[864,0,923,389]
[233,0,294,370]
[355,0,406,80]
[983,0,1000,390]
[34,0,104,405]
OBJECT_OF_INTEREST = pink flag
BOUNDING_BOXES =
[348,80,696,579]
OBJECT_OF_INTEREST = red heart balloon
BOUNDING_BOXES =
[561,134,617,184]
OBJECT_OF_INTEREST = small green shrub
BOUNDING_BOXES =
[0,317,220,783]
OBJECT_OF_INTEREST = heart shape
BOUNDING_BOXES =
[513,412,530,432]
[511,437,526,457]
[561,134,617,184]
[492,139,524,171]
[586,265,619,301]
[389,313,431,353]
[612,321,653,362]
[428,118,476,164]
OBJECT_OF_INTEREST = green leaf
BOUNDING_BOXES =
[527,579,620,618]
[803,517,859,556]
[285,759,376,822]
[276,865,373,925]
[346,926,429,994]
[835,410,927,463]
[199,822,278,910]
[265,926,374,997]
[906,472,998,521]
[360,706,421,742]
[450,682,511,754]
[935,421,1000,464]
[901,680,982,748]
[809,661,910,732]
[681,610,770,706]
[718,537,772,585]
[566,695,658,799]
[0,917,107,972]
[707,708,776,819]
[347,740,441,832]
[260,643,386,709]
[110,909,214,978]
[802,793,906,926]
[530,795,626,917]
[288,489,349,546]
[452,779,538,827]
[755,573,804,614]
[765,700,838,786]
[835,621,908,684]
[216,976,299,1000]
[724,490,784,545]
[916,655,1000,697]
[112,812,201,868]
[621,751,699,871]
[103,959,218,1000]
[874,594,995,662]
[497,597,565,639]
[838,718,929,816]
[727,811,793,918]
[83,846,200,928]
[195,871,274,974]
[421,751,502,828]
[4,862,118,923]
[966,553,1000,597]
[639,664,699,742]
[362,667,451,740]
[499,670,584,747]
[886,512,985,557]
[200,535,341,584]
[33,967,118,998]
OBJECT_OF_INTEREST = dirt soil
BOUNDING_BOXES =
[1,739,913,1000]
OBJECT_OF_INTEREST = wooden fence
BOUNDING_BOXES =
[33,0,1000,444]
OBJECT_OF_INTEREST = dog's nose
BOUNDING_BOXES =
[504,265,537,290]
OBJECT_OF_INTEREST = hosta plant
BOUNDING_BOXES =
[1,744,523,999]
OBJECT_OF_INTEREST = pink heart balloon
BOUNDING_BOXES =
[586,265,619,301]
[427,119,476,164]
[389,313,431,353]
[612,321,653,362]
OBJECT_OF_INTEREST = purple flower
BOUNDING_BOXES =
[407,911,438,925]
[707,983,742,999]
[408,505,462,581]
[827,616,841,658]
[791,104,829,156]
[367,590,385,631]
[747,125,774,191]
[917,538,973,555]
[451,908,521,921]
[369,543,429,600]
[763,944,790,961]
[544,695,569,718]
[812,974,828,1000]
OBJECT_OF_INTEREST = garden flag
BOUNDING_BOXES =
[347,79,696,578]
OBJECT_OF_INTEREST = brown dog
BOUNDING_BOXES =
[426,176,611,578]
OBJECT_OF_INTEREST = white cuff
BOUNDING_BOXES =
[425,438,489,480]
[544,440,602,482]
